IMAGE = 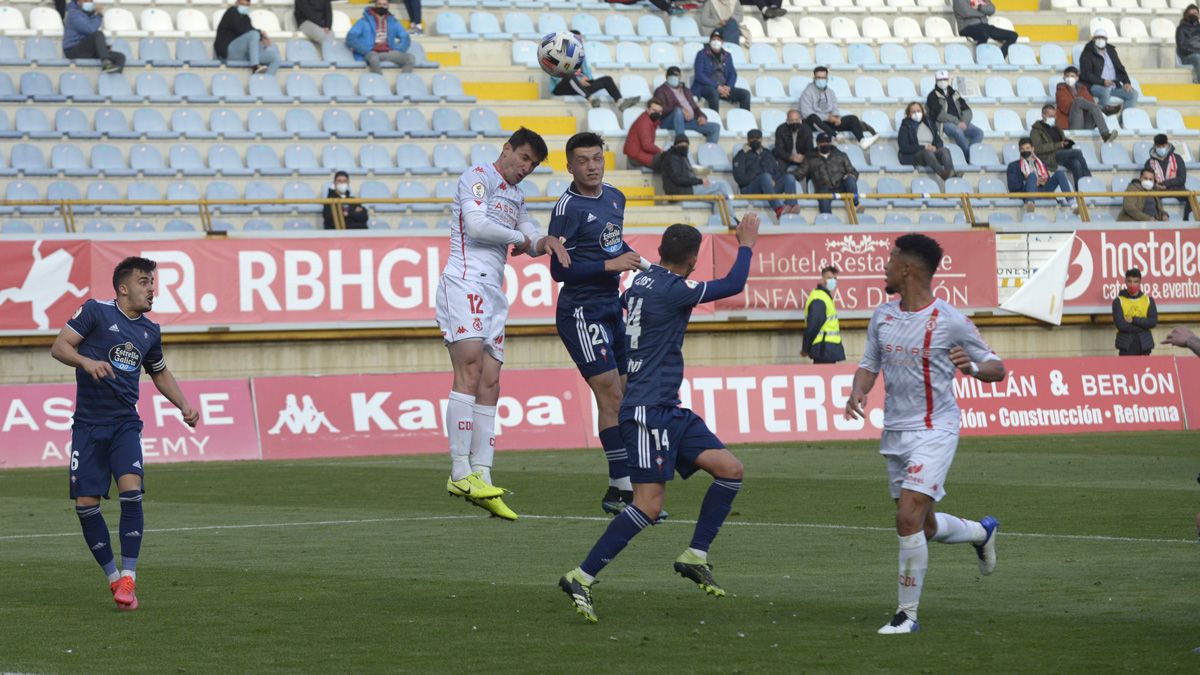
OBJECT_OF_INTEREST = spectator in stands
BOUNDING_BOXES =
[898,102,957,181]
[1031,104,1091,188]
[1112,267,1158,356]
[63,1,126,73]
[774,109,813,176]
[691,31,752,112]
[1079,28,1139,111]
[802,265,845,364]
[1145,134,1192,221]
[1178,5,1200,84]
[661,135,724,197]
[743,0,788,21]
[952,0,1018,58]
[656,66,720,144]
[402,0,423,35]
[1055,66,1120,140]
[794,133,864,215]
[323,171,368,230]
[927,70,981,162]
[1162,326,1200,356]
[699,0,742,45]
[1007,137,1071,213]
[346,0,414,75]
[56,0,67,19]
[551,31,641,112]
[799,67,878,151]
[294,0,333,45]
[624,99,666,171]
[216,0,282,74]
[732,129,800,218]
[1120,168,1168,222]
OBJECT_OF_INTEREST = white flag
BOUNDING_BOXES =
[1000,233,1073,325]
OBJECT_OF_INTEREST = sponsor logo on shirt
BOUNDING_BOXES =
[109,342,142,372]
[600,222,624,254]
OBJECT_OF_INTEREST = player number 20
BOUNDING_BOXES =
[626,297,644,349]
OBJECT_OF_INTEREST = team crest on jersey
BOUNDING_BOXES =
[600,222,623,254]
[925,318,938,332]
[109,341,142,372]
[472,317,483,331]
[471,182,485,198]
[685,280,700,289]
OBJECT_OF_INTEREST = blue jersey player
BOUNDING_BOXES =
[559,213,761,623]
[50,257,198,611]
[550,132,649,515]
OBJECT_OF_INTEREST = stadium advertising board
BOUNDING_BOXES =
[0,240,92,333]
[1175,357,1200,430]
[709,231,999,315]
[0,379,260,469]
[1065,228,1200,310]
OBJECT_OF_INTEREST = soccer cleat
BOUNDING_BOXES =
[110,576,138,611]
[974,515,999,576]
[601,486,633,515]
[446,471,504,500]
[877,611,919,634]
[673,550,725,597]
[558,568,598,623]
[470,494,518,521]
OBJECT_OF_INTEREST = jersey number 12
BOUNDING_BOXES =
[467,293,484,314]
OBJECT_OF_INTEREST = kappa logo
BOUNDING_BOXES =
[0,241,89,330]
[109,323,120,332]
[267,394,340,435]
[494,334,504,345]
[906,463,924,474]
[456,326,467,335]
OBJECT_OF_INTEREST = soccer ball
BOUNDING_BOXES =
[537,31,584,78]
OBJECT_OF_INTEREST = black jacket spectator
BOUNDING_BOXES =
[897,116,944,165]
[1079,39,1131,88]
[215,7,255,59]
[295,0,333,30]
[323,187,369,229]
[732,143,786,189]
[794,148,858,193]
[773,120,812,169]
[1112,289,1157,355]
[661,147,703,195]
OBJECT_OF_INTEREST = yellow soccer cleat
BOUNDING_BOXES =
[446,471,504,500]
[471,494,519,521]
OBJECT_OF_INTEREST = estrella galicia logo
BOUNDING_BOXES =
[600,222,623,254]
[109,341,142,372]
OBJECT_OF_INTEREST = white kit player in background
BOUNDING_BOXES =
[435,127,570,521]
[844,233,1007,635]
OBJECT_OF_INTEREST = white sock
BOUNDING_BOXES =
[121,570,136,581]
[931,512,986,545]
[897,531,927,620]
[447,391,475,481]
[686,547,708,562]
[609,476,632,491]
[469,403,497,485]
[107,570,121,583]
[577,567,595,584]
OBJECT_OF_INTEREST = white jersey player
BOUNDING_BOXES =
[845,233,1006,636]
[435,128,570,520]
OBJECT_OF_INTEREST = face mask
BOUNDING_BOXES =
[814,79,828,90]
[648,111,662,121]
[709,40,723,51]
[1127,282,1142,294]
[1020,150,1033,159]
[81,1,95,11]
[749,140,762,150]
[936,80,949,90]
[1155,146,1170,158]
[1095,38,1107,49]
[1141,179,1155,190]
[666,76,680,87]
[818,144,833,156]
[1044,117,1055,126]
[375,6,389,15]
[787,122,801,131]
[675,145,689,155]
[335,182,349,193]
[237,5,250,14]
[1065,76,1078,87]
[825,278,837,292]
[910,112,923,123]
[1189,14,1199,22]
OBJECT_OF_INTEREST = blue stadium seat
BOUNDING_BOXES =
[1007,44,1045,71]
[206,181,247,214]
[247,109,288,139]
[1130,140,1152,164]
[11,143,50,175]
[59,72,101,103]
[135,72,176,103]
[174,72,216,102]
[165,220,199,232]
[615,41,651,69]
[282,109,322,139]
[849,43,881,70]
[397,143,438,174]
[359,180,397,211]
[469,109,507,138]
[0,73,20,104]
[138,38,179,66]
[26,37,68,66]
[570,14,606,40]
[85,181,131,214]
[944,43,980,70]
[1158,108,1199,136]
[639,14,672,41]
[322,40,360,67]
[20,72,62,102]
[1,220,36,233]
[0,110,15,139]
[539,14,568,34]
[210,109,250,139]
[437,12,476,39]
[90,144,132,177]
[868,144,905,172]
[321,144,357,171]
[605,14,641,41]
[395,74,438,103]
[359,109,401,138]
[432,107,472,138]
[82,221,117,233]
[97,73,137,102]
[248,74,288,103]
[171,109,215,139]
[47,181,82,201]
[123,220,156,233]
[881,43,916,71]
[505,13,539,40]
[697,143,731,172]
[919,213,948,225]
[3,181,46,215]
[433,179,457,199]
[470,11,510,39]
[177,39,220,66]
[470,143,499,167]
[169,144,212,176]
[285,73,324,103]
[208,145,250,176]
[976,44,1010,70]
[1040,43,1067,69]
[358,73,400,102]
[433,144,468,174]
[55,108,96,138]
[1101,142,1140,171]
[323,109,365,138]
[282,220,317,231]
[93,108,133,139]
[247,145,288,176]
[50,143,89,177]
[242,219,275,231]
[283,181,321,213]
[166,181,202,213]
[284,38,327,67]
[212,73,251,102]
[284,145,323,175]
[15,108,53,139]
[0,37,21,66]
[133,108,173,139]
[357,145,398,175]
[431,74,475,102]
[982,76,1020,104]
[912,43,941,68]
[130,144,172,176]
[128,183,169,214]
[511,39,537,68]
[1015,76,1046,101]
[366,217,391,230]
[398,180,439,212]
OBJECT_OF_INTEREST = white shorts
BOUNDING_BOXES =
[880,428,959,502]
[435,274,508,363]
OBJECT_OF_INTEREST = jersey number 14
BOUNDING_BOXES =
[626,297,644,349]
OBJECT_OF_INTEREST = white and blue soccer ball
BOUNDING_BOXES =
[537,31,584,78]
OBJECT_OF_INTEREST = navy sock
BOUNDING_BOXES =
[118,491,143,573]
[76,504,118,580]
[581,505,653,577]
[598,426,629,481]
[689,477,742,552]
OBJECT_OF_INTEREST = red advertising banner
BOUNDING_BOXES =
[0,379,260,469]
[1175,356,1200,430]
[1064,228,1200,309]
[710,230,999,315]
[250,369,593,461]
[0,240,92,332]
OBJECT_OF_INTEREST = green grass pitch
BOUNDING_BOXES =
[0,431,1196,673]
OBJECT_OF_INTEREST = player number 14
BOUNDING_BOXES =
[626,297,644,349]
[650,428,669,451]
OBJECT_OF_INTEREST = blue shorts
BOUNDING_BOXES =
[69,419,144,499]
[620,405,724,483]
[556,303,626,379]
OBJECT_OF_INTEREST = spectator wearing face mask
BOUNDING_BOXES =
[1145,134,1191,221]
[1007,137,1072,213]
[1119,168,1167,222]
[215,0,282,74]
[1030,104,1091,188]
[1178,5,1200,83]
[660,135,724,197]
[655,66,720,143]
[926,70,982,162]
[798,67,879,151]
[1112,267,1157,356]
[691,31,752,111]
[1055,66,1120,139]
[1079,28,1139,111]
[952,0,1018,57]
[793,133,863,215]
[732,129,800,218]
[774,109,814,176]
[624,99,666,171]
[63,0,126,73]
[323,171,369,229]
[699,0,742,45]
[551,31,641,112]
[897,102,957,181]
[802,265,844,364]
[346,0,414,74]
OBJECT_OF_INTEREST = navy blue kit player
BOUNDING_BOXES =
[50,257,198,611]
[549,132,651,515]
[559,212,762,623]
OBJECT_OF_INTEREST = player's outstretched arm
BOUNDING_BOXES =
[549,249,639,283]
[845,367,877,421]
[149,368,199,428]
[50,326,113,381]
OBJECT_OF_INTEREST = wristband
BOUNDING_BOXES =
[637,257,651,272]
[968,361,980,376]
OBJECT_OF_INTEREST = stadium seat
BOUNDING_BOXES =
[431,108,471,138]
[169,145,211,176]
[49,143,88,177]
[433,144,468,173]
[431,74,475,103]
[245,145,285,176]
[505,13,539,40]
[1101,142,1140,171]
[176,9,213,38]
[247,74,287,103]
[396,144,437,175]
[322,144,357,171]
[355,109,397,139]
[284,39,326,67]
[0,7,32,38]
[358,145,398,175]
[0,221,35,233]
[177,39,219,67]
[469,143,500,167]
[174,72,217,103]
[52,108,91,139]
[284,73,322,103]
[398,180,439,212]
[208,145,250,176]
[122,220,157,233]
[469,11,510,39]
[469,109,507,138]
[322,109,365,138]
[282,182,321,213]
[11,143,49,176]
[395,109,435,139]
[282,145,323,175]
[82,221,117,233]
[45,180,80,203]
[243,219,275,231]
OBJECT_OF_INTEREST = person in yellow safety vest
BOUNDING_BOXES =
[802,265,845,364]
[1112,267,1158,356]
